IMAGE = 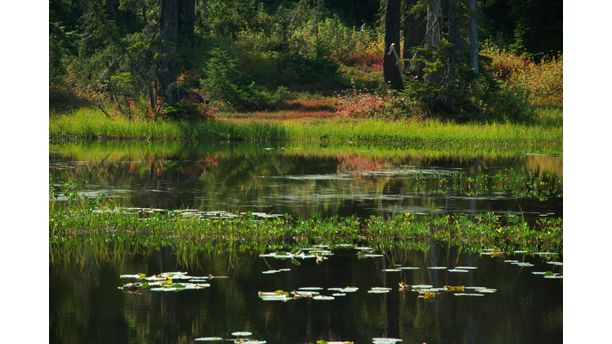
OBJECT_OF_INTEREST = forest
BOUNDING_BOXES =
[50,0,562,128]
[47,2,565,342]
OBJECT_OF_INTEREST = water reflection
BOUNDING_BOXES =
[50,245,562,344]
[50,142,562,219]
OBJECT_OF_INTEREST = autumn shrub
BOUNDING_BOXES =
[335,88,399,118]
[514,56,563,106]
[482,44,563,106]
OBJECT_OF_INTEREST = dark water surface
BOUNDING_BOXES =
[50,245,562,344]
[50,142,562,343]
[50,142,562,219]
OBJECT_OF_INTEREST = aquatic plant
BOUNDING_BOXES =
[50,193,562,267]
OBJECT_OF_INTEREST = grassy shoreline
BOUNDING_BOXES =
[50,108,563,147]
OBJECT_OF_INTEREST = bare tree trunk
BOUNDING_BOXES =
[468,0,479,89]
[403,0,425,71]
[447,0,459,108]
[425,0,441,48]
[384,0,404,90]
[159,0,179,104]
[425,0,442,83]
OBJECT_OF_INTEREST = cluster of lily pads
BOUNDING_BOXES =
[258,286,359,302]
[194,331,267,344]
[118,271,227,293]
[397,282,497,299]
[195,331,265,343]
[194,336,404,343]
[94,207,283,219]
[315,339,402,344]
[481,249,563,280]
[259,246,334,264]
[381,265,478,273]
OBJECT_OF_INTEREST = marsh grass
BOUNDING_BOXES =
[50,108,562,146]
[50,195,563,263]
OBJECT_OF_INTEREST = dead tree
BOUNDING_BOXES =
[384,0,404,90]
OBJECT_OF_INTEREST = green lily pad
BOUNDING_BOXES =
[231,331,253,337]
[372,338,403,343]
[454,293,485,297]
[313,295,335,301]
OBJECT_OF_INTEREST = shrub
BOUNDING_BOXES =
[200,47,291,111]
[335,88,400,118]
[482,44,562,106]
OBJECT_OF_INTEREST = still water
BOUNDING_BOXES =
[50,245,562,343]
[50,142,562,219]
[50,142,562,343]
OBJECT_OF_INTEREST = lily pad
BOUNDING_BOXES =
[454,293,485,297]
[411,284,434,289]
[448,269,469,273]
[150,287,178,292]
[262,270,279,274]
[195,337,224,342]
[362,254,384,258]
[328,287,359,293]
[454,266,477,270]
[368,287,392,294]
[382,269,401,272]
[428,266,447,270]
[299,287,324,291]
[372,338,402,344]
[313,295,335,301]
[398,266,420,270]
[231,331,253,337]
[292,291,319,297]
[465,287,496,293]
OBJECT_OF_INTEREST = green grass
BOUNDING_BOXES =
[50,194,562,261]
[50,108,562,149]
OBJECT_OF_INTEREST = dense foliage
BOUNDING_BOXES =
[50,0,562,122]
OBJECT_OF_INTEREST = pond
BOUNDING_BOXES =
[49,141,562,343]
[50,141,562,220]
[50,244,562,343]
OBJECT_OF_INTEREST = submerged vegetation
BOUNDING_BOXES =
[50,188,562,266]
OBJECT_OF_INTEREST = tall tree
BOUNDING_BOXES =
[468,0,479,88]
[159,0,179,104]
[424,0,441,83]
[383,0,403,90]
[447,0,459,108]
[179,0,195,44]
[403,0,425,71]
[425,0,441,49]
